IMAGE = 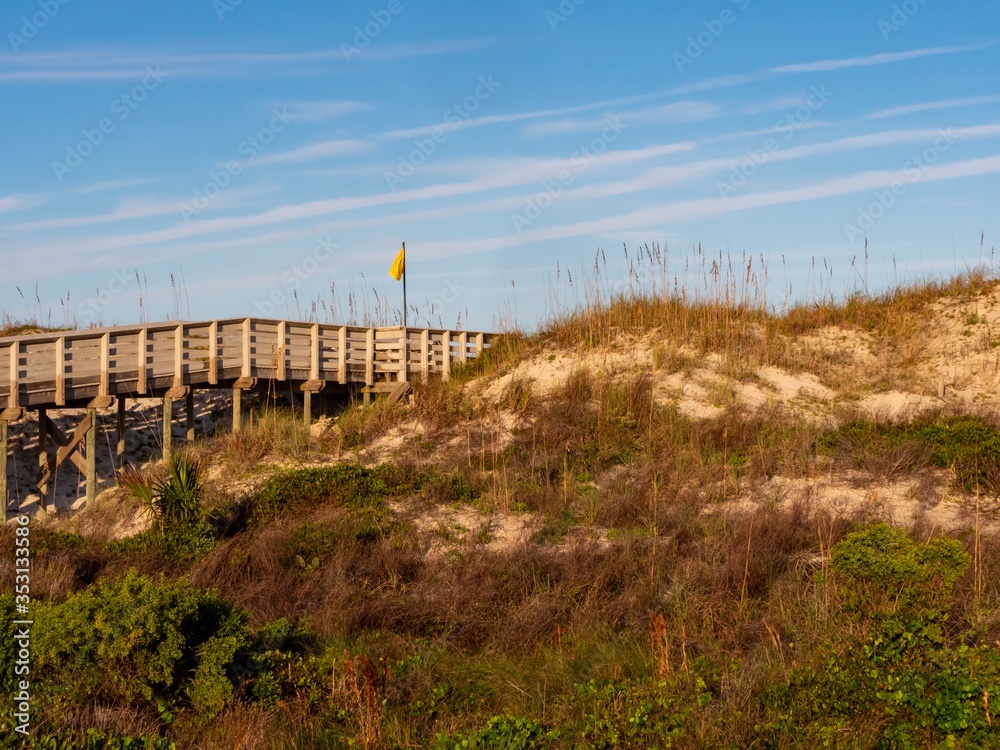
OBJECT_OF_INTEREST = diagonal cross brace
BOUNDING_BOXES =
[37,412,92,489]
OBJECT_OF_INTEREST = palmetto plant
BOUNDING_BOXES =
[119,455,203,531]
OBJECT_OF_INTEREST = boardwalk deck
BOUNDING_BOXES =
[0,318,494,413]
[0,318,496,512]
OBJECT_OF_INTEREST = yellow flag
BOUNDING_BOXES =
[388,244,405,281]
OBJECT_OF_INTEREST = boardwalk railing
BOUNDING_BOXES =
[1,319,497,510]
[0,318,496,412]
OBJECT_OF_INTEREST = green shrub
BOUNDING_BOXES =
[119,457,215,559]
[821,415,1000,491]
[759,524,999,746]
[7,729,175,750]
[831,523,970,611]
[31,572,248,720]
[248,462,456,526]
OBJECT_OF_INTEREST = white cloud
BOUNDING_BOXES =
[864,95,1000,120]
[769,44,992,74]
[0,194,48,213]
[251,139,371,167]
[277,100,372,122]
[523,101,721,137]
[414,152,1000,260]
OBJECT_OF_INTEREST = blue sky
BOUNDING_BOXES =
[1,0,998,331]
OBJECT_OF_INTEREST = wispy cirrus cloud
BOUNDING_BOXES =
[523,101,721,137]
[251,44,992,166]
[0,193,48,213]
[864,95,1000,120]
[411,152,1000,260]
[768,43,994,73]
[663,44,991,96]
[274,100,372,122]
[0,40,495,84]
[22,119,1000,257]
[251,139,371,167]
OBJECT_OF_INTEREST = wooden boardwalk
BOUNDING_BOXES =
[1,318,496,511]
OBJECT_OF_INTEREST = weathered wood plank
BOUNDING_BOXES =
[2,319,494,409]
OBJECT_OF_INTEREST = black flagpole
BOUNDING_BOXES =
[402,242,407,328]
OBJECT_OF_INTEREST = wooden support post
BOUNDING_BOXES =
[303,389,312,429]
[162,397,173,464]
[475,332,485,357]
[117,398,127,468]
[458,331,468,366]
[186,389,196,443]
[420,329,429,383]
[0,419,7,513]
[38,407,47,509]
[85,408,97,503]
[233,388,242,433]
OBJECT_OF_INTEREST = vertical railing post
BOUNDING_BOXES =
[276,321,287,381]
[399,328,408,383]
[209,321,219,385]
[173,324,184,388]
[441,331,451,382]
[420,329,429,383]
[458,331,468,367]
[365,328,375,386]
[55,336,65,406]
[8,343,18,410]
[337,327,347,384]
[100,332,111,397]
[137,328,148,395]
[475,332,485,357]
[242,318,252,380]
[310,324,320,382]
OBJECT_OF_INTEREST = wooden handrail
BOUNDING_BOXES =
[0,319,497,411]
